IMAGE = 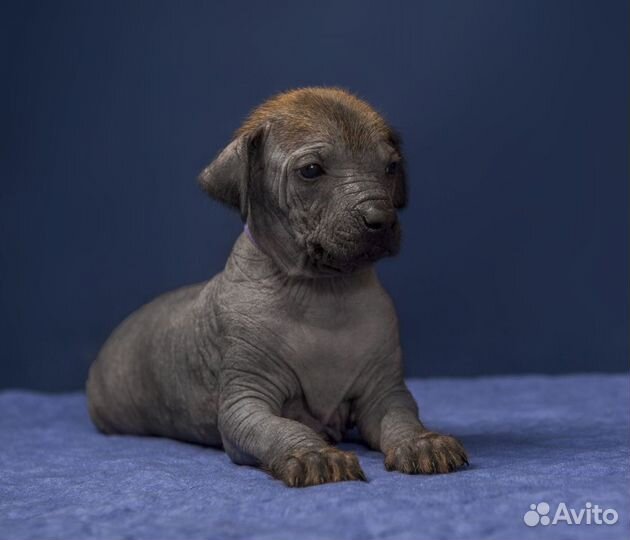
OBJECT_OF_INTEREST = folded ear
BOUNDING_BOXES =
[393,166,408,209]
[388,131,407,209]
[197,125,267,221]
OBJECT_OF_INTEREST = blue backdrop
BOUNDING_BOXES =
[1,1,627,391]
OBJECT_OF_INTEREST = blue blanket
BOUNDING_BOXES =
[1,374,628,540]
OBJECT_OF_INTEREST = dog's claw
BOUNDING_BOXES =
[271,447,367,487]
[384,432,468,474]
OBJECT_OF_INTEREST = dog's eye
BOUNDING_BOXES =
[299,163,324,180]
[385,161,400,176]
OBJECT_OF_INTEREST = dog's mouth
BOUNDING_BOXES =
[306,230,400,275]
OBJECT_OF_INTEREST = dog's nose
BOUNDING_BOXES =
[359,204,396,231]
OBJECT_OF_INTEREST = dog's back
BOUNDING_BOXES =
[86,280,223,446]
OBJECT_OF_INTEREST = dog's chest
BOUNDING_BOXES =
[280,288,397,428]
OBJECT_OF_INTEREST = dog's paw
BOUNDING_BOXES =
[384,432,468,474]
[271,447,366,487]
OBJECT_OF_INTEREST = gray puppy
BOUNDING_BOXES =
[87,87,468,487]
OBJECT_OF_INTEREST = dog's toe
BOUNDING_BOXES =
[272,447,367,487]
[385,432,468,475]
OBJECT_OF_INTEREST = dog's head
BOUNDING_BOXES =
[199,87,407,277]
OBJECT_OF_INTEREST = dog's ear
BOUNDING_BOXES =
[393,165,407,209]
[198,125,267,221]
[389,131,408,209]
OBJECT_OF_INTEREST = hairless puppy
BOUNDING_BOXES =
[87,87,468,487]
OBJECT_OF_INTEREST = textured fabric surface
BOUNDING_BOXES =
[1,374,628,540]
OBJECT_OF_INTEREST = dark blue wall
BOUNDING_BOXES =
[1,1,627,391]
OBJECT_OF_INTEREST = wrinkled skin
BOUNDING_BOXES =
[87,88,468,487]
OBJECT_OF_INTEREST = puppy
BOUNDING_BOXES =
[87,87,468,487]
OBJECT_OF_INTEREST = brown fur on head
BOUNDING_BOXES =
[238,88,396,150]
[199,87,407,277]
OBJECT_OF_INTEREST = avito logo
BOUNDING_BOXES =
[524,502,618,527]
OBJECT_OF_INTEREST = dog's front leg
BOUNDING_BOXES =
[218,366,366,487]
[356,378,468,475]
